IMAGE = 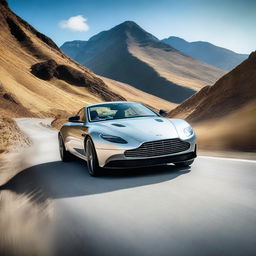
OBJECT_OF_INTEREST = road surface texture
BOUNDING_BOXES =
[1,118,256,256]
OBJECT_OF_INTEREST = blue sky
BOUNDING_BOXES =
[9,0,255,54]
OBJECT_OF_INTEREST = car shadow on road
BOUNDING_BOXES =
[0,159,191,204]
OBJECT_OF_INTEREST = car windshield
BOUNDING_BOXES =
[88,102,157,122]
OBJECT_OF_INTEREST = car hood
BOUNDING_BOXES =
[91,117,179,143]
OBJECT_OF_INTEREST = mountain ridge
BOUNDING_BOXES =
[61,21,224,103]
[162,36,248,71]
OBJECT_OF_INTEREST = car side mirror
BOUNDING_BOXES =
[68,115,80,122]
[159,109,168,116]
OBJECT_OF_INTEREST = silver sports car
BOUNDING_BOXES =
[58,101,197,176]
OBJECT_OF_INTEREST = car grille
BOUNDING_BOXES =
[124,138,190,158]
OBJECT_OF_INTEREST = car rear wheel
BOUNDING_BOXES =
[58,133,73,162]
[85,137,102,176]
[174,159,194,167]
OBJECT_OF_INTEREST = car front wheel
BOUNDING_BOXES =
[85,137,102,176]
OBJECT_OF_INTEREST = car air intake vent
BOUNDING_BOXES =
[155,119,164,122]
[111,123,126,127]
[124,138,190,158]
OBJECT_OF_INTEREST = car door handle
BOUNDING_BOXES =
[81,133,86,137]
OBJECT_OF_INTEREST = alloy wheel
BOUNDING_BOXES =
[87,140,95,175]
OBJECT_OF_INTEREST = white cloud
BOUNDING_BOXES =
[59,15,89,32]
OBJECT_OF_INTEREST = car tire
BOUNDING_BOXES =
[85,137,102,176]
[58,133,73,162]
[174,159,194,167]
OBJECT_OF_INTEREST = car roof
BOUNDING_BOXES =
[86,101,138,108]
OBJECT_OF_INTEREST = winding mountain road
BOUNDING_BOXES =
[2,118,256,256]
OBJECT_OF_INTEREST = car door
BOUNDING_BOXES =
[65,108,89,159]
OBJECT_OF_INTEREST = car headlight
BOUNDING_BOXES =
[183,126,194,137]
[100,134,128,144]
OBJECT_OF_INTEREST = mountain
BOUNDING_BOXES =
[0,1,173,120]
[168,51,256,151]
[168,51,256,122]
[60,40,87,59]
[60,21,224,104]
[162,36,248,71]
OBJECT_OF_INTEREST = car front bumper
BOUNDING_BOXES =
[96,137,197,168]
[104,151,196,169]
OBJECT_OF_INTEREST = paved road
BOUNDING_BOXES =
[2,118,256,256]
